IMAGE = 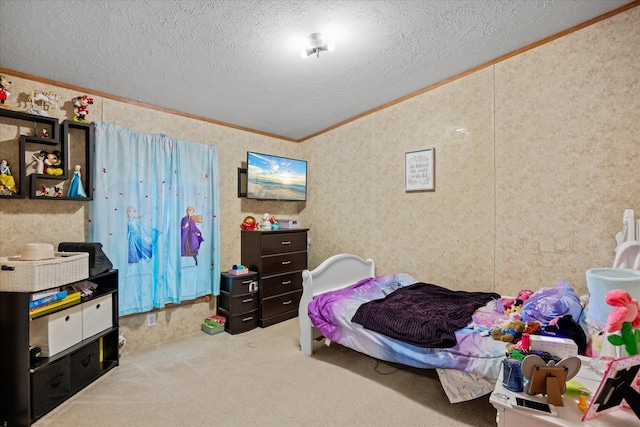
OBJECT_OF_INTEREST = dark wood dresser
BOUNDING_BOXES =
[218,271,259,334]
[241,229,308,327]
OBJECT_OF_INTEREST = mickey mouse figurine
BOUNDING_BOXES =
[0,74,12,110]
[43,150,63,176]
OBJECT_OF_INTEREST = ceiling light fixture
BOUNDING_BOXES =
[300,33,335,59]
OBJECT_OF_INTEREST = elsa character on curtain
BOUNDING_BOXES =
[67,165,87,197]
[127,206,155,263]
[181,205,204,266]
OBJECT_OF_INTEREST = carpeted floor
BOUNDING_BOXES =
[35,318,497,426]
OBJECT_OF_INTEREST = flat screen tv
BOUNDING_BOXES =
[246,152,307,201]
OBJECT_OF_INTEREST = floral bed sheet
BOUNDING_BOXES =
[307,273,510,380]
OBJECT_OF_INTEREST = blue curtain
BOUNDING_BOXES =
[89,122,220,316]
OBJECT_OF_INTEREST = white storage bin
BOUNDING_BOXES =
[30,304,83,357]
[82,294,113,339]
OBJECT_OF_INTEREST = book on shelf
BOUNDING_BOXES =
[29,290,68,309]
[31,288,61,301]
[29,292,81,316]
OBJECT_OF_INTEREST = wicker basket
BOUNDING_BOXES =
[0,252,89,292]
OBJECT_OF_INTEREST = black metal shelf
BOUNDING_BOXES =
[0,108,93,200]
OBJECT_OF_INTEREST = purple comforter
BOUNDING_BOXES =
[351,282,500,348]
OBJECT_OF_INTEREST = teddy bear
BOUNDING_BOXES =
[491,319,526,343]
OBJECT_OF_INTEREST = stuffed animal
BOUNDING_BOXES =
[503,289,534,316]
[524,320,541,336]
[544,314,587,354]
[492,319,526,343]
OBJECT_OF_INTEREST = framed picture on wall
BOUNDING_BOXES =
[405,148,435,191]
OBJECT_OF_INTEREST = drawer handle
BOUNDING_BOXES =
[281,241,291,245]
[65,315,70,322]
[96,304,101,310]
[242,298,253,303]
[281,280,291,285]
[242,316,254,322]
[82,355,93,367]
[49,374,64,388]
[282,300,293,305]
[281,260,291,265]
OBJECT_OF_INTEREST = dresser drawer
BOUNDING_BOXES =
[31,357,71,419]
[261,232,307,255]
[218,307,259,335]
[261,251,307,276]
[261,290,302,319]
[220,273,258,296]
[70,341,100,391]
[219,291,259,313]
[261,271,303,298]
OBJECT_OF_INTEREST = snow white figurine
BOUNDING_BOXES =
[0,159,17,193]
[67,164,87,197]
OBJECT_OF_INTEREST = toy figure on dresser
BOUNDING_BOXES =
[240,216,257,230]
[43,150,63,176]
[72,95,94,122]
[0,159,17,194]
[0,74,12,109]
[260,213,272,230]
[41,128,49,138]
[67,165,87,198]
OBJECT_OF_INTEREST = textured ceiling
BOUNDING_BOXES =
[0,0,633,141]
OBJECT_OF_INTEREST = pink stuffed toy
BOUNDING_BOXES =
[605,289,640,356]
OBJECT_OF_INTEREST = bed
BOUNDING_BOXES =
[298,254,514,402]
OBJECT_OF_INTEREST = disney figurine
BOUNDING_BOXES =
[0,159,17,193]
[67,165,87,198]
[260,213,272,230]
[31,151,45,175]
[43,150,63,176]
[0,74,11,109]
[72,95,94,122]
[41,128,49,138]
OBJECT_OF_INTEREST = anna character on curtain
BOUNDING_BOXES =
[181,205,204,266]
[127,205,155,263]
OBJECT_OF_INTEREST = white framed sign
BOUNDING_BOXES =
[405,148,435,191]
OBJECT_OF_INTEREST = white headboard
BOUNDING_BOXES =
[299,254,375,356]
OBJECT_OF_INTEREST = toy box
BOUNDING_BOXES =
[201,322,225,335]
[202,314,226,335]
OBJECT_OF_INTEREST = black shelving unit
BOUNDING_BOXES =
[0,109,93,200]
[0,270,119,426]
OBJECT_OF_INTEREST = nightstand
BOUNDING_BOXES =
[490,356,638,426]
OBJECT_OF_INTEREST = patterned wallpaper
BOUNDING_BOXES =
[299,6,640,297]
[1,6,638,351]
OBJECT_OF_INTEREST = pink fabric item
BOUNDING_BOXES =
[604,289,640,332]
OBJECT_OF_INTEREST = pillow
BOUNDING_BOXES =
[520,280,583,327]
